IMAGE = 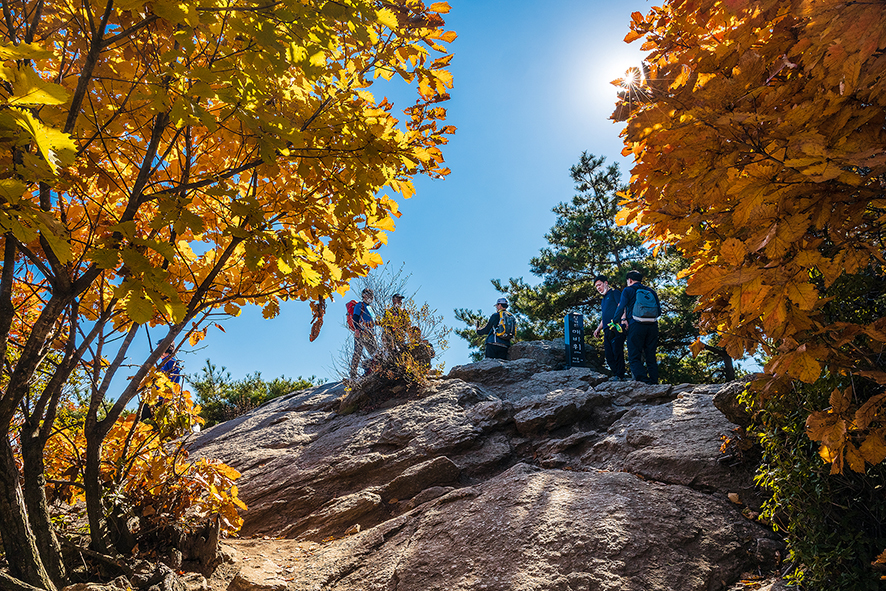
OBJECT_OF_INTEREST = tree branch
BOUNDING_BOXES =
[0,572,46,591]
[64,0,114,134]
[100,15,159,48]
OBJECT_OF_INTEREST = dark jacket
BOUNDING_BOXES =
[613,282,661,327]
[601,288,622,325]
[477,311,510,347]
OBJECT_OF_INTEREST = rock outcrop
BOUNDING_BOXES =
[189,355,779,591]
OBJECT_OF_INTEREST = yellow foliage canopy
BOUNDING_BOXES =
[0,0,456,566]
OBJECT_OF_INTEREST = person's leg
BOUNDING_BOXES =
[612,329,627,379]
[350,336,365,377]
[486,344,508,359]
[364,332,378,357]
[626,324,648,382]
[603,331,617,375]
[645,323,659,384]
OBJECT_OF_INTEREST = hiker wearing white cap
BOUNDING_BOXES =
[475,298,516,360]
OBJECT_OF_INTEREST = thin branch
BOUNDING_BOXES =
[64,0,115,134]
[93,322,140,408]
[100,15,159,48]
[56,536,133,576]
[0,572,46,591]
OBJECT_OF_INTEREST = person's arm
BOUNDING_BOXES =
[476,313,497,336]
[612,289,629,327]
[593,319,604,339]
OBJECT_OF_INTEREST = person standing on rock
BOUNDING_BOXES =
[611,270,661,384]
[381,293,410,355]
[350,288,377,378]
[476,297,516,360]
[592,275,626,381]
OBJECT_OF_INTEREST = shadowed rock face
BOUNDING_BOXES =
[189,358,779,591]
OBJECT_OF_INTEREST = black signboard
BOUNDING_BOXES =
[564,313,585,368]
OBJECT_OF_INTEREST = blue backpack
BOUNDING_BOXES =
[632,287,661,322]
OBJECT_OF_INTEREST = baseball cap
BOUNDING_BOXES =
[496,297,508,305]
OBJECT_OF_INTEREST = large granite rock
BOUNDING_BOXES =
[236,464,774,591]
[507,339,567,369]
[446,361,606,402]
[190,346,777,591]
[583,386,762,507]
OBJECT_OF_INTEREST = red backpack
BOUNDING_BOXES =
[346,300,358,332]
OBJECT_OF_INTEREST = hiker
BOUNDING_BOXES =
[407,325,435,367]
[476,297,516,360]
[381,293,410,355]
[611,270,661,384]
[350,288,377,378]
[159,345,183,386]
[592,274,626,381]
[141,343,182,421]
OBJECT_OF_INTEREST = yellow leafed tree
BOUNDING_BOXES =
[0,1,455,589]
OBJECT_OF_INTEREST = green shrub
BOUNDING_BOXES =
[750,376,886,590]
[189,360,323,427]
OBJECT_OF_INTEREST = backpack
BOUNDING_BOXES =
[346,300,358,332]
[495,310,517,340]
[632,287,661,322]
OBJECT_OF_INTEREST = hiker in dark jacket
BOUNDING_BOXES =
[592,275,626,381]
[476,298,513,360]
[350,288,377,378]
[612,270,661,384]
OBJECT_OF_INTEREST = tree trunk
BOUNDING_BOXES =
[19,428,68,587]
[704,344,736,382]
[0,437,56,591]
[83,428,111,554]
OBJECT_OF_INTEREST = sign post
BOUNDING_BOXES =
[564,313,585,368]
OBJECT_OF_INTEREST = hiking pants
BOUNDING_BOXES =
[485,343,509,360]
[603,326,626,379]
[626,322,659,384]
[350,330,378,377]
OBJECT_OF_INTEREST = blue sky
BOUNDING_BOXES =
[181,1,647,383]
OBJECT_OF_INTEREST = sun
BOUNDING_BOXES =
[597,51,647,100]
[620,66,643,89]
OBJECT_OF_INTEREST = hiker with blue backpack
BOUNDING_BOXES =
[349,288,378,378]
[611,270,661,384]
[476,297,517,360]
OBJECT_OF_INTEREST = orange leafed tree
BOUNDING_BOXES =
[0,0,455,589]
[613,0,885,473]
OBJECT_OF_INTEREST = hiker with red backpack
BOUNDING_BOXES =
[348,288,377,378]
[475,297,517,360]
[611,270,661,384]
